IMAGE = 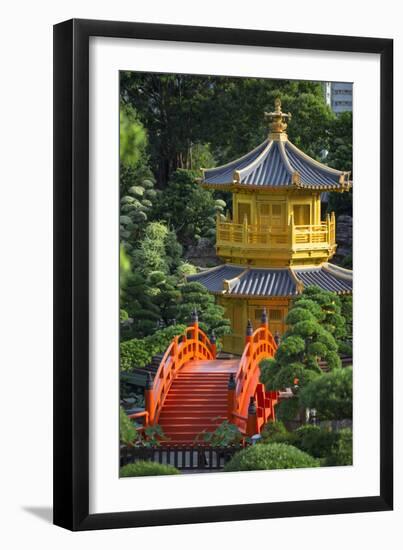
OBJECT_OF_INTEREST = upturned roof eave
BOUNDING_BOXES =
[201,180,351,192]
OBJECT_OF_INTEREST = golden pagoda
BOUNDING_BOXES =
[188,99,353,355]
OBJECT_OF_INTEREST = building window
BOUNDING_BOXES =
[293,204,310,225]
[238,202,251,224]
[254,308,264,321]
[269,309,282,321]
[258,202,284,226]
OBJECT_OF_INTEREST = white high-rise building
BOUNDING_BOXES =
[324,82,353,114]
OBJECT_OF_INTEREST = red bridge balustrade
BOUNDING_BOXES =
[228,311,279,436]
[130,309,278,443]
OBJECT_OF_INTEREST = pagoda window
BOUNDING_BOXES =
[293,204,310,226]
[238,202,251,224]
[258,202,285,227]
[269,309,282,321]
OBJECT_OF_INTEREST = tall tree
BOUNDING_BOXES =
[120,74,336,187]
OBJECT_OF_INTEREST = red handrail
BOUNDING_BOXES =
[231,322,278,434]
[145,322,216,425]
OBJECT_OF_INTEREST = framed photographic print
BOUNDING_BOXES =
[53,19,393,530]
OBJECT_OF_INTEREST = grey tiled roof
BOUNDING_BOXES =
[187,265,245,293]
[203,139,350,190]
[228,269,297,296]
[187,264,352,297]
[294,266,353,293]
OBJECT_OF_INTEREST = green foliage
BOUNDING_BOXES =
[175,282,231,338]
[121,74,339,188]
[176,262,198,279]
[120,407,137,446]
[300,367,352,420]
[261,290,342,392]
[224,442,319,472]
[131,222,181,277]
[120,461,180,477]
[120,170,157,248]
[326,112,352,218]
[120,325,187,371]
[138,424,170,448]
[260,422,352,467]
[274,398,301,422]
[120,270,161,339]
[152,169,226,246]
[340,294,353,341]
[196,420,243,447]
[293,425,336,459]
[323,428,352,466]
[261,421,296,444]
[120,103,148,168]
[120,407,170,448]
[120,338,152,370]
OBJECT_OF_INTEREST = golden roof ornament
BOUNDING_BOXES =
[265,98,292,140]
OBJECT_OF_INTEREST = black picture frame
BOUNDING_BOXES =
[53,18,393,531]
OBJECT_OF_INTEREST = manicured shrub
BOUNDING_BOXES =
[261,421,297,445]
[119,406,137,446]
[120,324,186,371]
[120,461,180,477]
[120,338,152,370]
[323,428,352,466]
[145,324,186,356]
[274,398,300,422]
[299,367,352,420]
[224,442,319,472]
[293,425,336,459]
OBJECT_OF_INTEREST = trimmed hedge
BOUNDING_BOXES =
[323,428,352,466]
[224,442,319,472]
[120,324,187,371]
[293,424,336,458]
[120,461,180,477]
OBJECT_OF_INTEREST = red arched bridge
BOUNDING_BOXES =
[129,310,279,444]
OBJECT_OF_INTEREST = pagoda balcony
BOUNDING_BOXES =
[216,213,337,266]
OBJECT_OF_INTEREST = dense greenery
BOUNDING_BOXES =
[119,407,169,447]
[326,112,353,217]
[224,442,319,472]
[260,286,352,421]
[120,325,187,370]
[195,420,244,447]
[260,422,352,466]
[120,74,351,187]
[300,368,353,420]
[120,461,180,477]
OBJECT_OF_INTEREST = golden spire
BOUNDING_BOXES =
[265,98,292,140]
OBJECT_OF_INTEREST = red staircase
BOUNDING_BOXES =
[157,360,238,444]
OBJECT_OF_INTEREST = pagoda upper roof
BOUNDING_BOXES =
[202,99,351,191]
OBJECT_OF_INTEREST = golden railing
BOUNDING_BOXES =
[216,213,336,251]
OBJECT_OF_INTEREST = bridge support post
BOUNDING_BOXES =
[245,320,253,357]
[246,396,259,437]
[261,308,268,346]
[227,373,236,421]
[144,372,154,425]
[191,309,199,358]
[210,331,217,359]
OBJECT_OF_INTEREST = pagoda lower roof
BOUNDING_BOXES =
[202,139,351,191]
[187,263,352,297]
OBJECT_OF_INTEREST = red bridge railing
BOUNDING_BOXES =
[140,312,216,425]
[228,311,278,436]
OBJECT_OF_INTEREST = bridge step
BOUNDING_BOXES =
[157,367,233,443]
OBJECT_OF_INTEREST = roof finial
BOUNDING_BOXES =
[265,98,291,140]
